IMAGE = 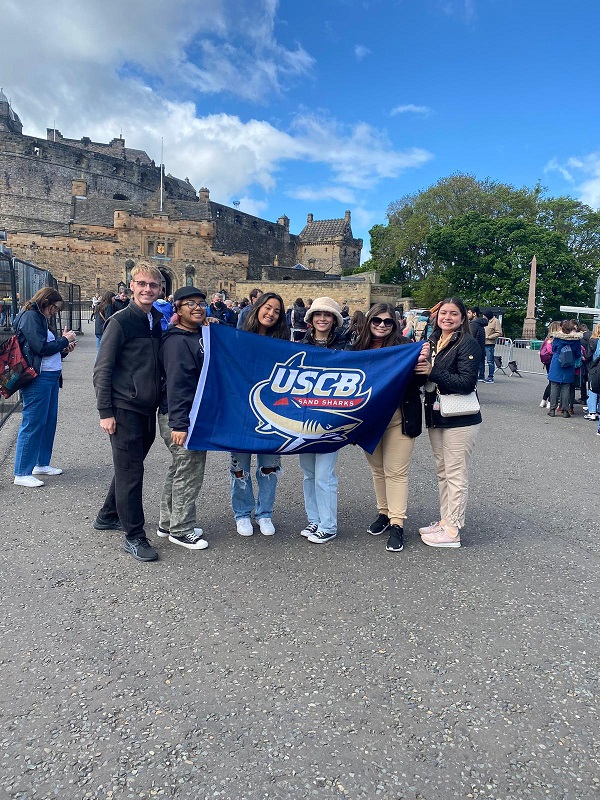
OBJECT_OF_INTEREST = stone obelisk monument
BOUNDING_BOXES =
[522,255,538,339]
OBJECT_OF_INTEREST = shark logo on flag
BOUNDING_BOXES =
[249,352,371,453]
[185,325,423,455]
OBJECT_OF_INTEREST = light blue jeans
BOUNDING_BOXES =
[14,371,61,476]
[230,452,281,520]
[299,450,339,535]
[587,390,597,414]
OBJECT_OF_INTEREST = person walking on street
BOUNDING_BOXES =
[483,309,502,382]
[93,263,163,562]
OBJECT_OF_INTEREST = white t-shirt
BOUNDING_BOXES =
[41,330,62,372]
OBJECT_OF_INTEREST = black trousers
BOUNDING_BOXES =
[99,407,156,540]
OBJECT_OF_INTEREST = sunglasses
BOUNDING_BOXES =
[370,316,394,328]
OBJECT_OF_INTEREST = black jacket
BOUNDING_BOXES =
[469,316,486,357]
[93,302,162,418]
[424,329,482,429]
[159,326,204,431]
[13,304,70,375]
[300,328,348,350]
[348,337,424,438]
[94,302,115,337]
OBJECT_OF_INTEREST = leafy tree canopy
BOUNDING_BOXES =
[353,173,600,335]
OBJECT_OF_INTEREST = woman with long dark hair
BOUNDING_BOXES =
[94,291,116,350]
[231,292,289,536]
[351,303,430,552]
[419,297,482,548]
[13,288,77,487]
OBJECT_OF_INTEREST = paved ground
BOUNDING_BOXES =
[0,331,597,800]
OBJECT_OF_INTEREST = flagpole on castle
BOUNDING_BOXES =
[522,255,538,339]
[159,137,164,213]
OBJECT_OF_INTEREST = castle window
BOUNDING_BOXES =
[147,241,155,256]
[268,227,273,235]
[33,146,41,157]
[113,193,129,201]
[325,247,328,252]
[167,243,174,257]
[235,215,242,225]
[216,209,222,218]
[344,248,347,256]
[252,221,258,229]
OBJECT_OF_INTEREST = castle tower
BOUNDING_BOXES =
[0,89,23,135]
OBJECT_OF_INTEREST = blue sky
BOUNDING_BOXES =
[2,0,599,261]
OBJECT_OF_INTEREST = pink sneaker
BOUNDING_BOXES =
[418,521,442,536]
[420,525,461,548]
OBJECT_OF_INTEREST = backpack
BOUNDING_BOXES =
[589,355,600,394]
[558,345,574,368]
[539,338,553,365]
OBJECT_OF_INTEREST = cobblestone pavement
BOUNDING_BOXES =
[0,332,597,800]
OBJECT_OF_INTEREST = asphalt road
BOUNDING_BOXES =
[0,330,597,800]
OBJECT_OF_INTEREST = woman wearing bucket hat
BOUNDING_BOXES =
[298,297,347,544]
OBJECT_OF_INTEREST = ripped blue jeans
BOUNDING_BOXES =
[230,452,281,520]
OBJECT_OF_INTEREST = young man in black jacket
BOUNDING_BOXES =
[92,263,163,562]
[467,306,487,382]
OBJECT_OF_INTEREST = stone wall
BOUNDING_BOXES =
[235,279,403,317]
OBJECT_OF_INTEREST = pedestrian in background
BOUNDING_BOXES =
[13,288,77,487]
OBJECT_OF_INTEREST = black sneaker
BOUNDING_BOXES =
[367,513,390,535]
[385,525,404,552]
[122,537,158,562]
[307,529,337,544]
[94,515,123,531]
[168,531,208,550]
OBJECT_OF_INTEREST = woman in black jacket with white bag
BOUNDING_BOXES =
[419,297,482,548]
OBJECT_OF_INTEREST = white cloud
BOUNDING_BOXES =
[545,152,600,207]
[1,0,432,220]
[354,44,371,61]
[286,186,357,204]
[390,104,431,116]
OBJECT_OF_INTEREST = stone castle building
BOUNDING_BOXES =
[0,90,405,312]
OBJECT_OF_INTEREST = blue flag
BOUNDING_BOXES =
[187,324,423,455]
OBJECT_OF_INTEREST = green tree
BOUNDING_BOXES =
[426,213,594,336]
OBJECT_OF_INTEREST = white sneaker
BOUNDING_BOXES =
[300,522,319,538]
[158,526,204,538]
[236,517,254,536]
[258,518,275,536]
[32,465,63,475]
[14,475,44,488]
[539,399,546,408]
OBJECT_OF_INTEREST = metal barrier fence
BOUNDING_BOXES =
[0,259,82,429]
[494,337,546,376]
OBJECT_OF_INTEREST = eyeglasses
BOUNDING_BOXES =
[181,301,206,309]
[133,280,161,290]
[371,316,394,328]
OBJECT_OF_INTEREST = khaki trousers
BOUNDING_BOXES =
[158,413,207,537]
[428,424,480,530]
[364,409,415,526]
